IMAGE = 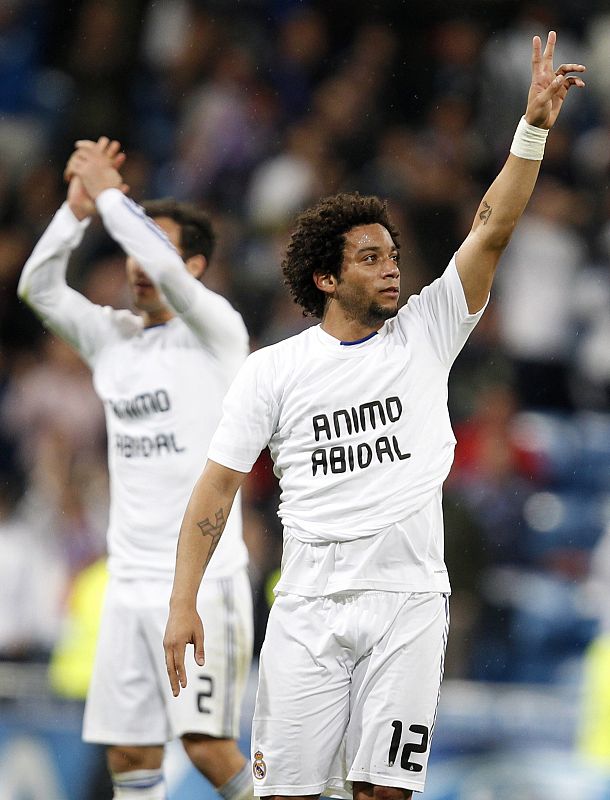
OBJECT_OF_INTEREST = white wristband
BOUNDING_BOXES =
[510,116,549,160]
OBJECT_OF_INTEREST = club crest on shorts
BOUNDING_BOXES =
[253,750,267,780]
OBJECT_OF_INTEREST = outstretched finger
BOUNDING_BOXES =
[542,30,557,62]
[531,34,542,67]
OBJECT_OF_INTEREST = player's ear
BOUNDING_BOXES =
[314,271,336,296]
[186,255,207,279]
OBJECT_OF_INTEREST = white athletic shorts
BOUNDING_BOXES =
[251,590,449,797]
[83,568,253,745]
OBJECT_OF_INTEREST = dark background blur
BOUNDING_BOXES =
[0,0,609,796]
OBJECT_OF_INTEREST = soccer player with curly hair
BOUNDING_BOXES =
[165,32,585,800]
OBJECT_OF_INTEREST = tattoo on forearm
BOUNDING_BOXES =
[479,201,492,224]
[197,509,226,569]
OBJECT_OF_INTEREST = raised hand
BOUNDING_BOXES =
[65,137,127,220]
[525,31,585,129]
[67,136,129,201]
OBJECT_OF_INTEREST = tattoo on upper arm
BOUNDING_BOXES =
[197,509,226,568]
[479,201,492,224]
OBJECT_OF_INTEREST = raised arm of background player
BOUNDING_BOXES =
[18,137,247,372]
[17,140,129,364]
[68,137,248,373]
[454,31,584,312]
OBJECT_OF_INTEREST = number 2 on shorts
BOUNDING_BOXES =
[387,720,429,772]
[196,675,214,713]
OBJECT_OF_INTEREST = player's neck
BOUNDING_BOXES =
[143,307,175,328]
[320,308,382,343]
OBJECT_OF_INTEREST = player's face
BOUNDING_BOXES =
[125,216,182,312]
[334,224,400,327]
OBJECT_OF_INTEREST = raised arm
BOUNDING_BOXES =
[71,139,248,367]
[456,31,585,312]
[163,459,247,696]
[16,194,91,329]
[17,141,127,362]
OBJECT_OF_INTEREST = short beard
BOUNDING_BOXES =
[332,281,399,328]
[364,301,398,327]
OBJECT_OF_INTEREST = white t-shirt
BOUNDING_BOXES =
[18,189,249,580]
[209,258,486,595]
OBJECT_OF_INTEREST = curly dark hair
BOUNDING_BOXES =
[142,198,216,264]
[281,192,400,318]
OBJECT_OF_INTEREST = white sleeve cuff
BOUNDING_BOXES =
[95,187,125,215]
[55,202,91,246]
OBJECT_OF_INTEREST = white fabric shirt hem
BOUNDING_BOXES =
[275,578,451,597]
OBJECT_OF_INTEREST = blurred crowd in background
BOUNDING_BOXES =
[0,0,609,692]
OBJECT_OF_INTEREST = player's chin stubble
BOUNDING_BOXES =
[336,288,398,329]
[360,300,398,328]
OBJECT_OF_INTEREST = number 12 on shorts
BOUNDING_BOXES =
[387,721,429,772]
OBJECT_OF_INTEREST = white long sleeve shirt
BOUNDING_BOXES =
[18,188,249,580]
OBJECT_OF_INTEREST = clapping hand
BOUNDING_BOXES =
[65,137,128,220]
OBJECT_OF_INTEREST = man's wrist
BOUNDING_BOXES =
[510,116,549,160]
[67,202,92,222]
[62,201,93,229]
[169,591,198,609]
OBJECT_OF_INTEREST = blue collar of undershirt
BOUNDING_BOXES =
[340,331,379,346]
